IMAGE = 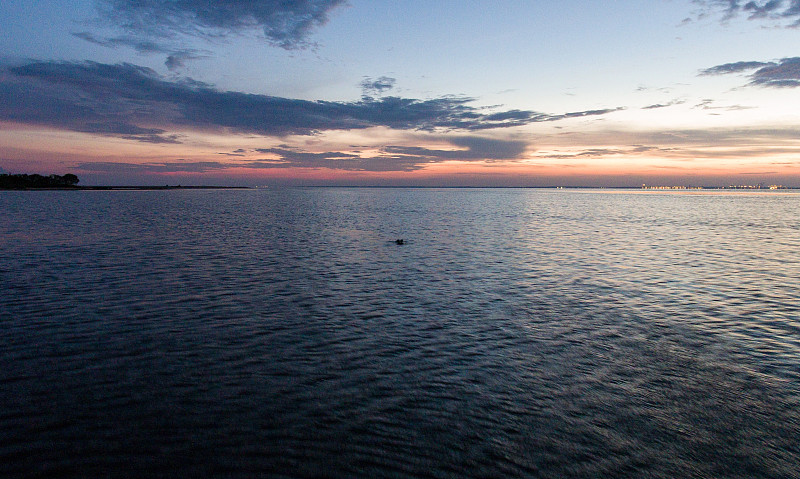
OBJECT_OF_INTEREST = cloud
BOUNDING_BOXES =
[253,136,530,171]
[693,99,755,110]
[748,57,800,87]
[0,62,183,143]
[218,149,247,157]
[642,99,686,109]
[534,145,676,160]
[74,154,428,173]
[743,0,785,18]
[252,149,426,171]
[464,107,625,130]
[535,144,800,161]
[638,127,800,146]
[66,126,800,175]
[93,0,347,50]
[73,31,169,53]
[530,127,800,163]
[164,51,208,70]
[0,60,624,142]
[693,0,800,26]
[81,135,528,174]
[360,76,396,98]
[698,61,772,76]
[71,135,531,174]
[699,57,800,87]
[73,32,208,70]
[75,161,228,173]
[383,137,528,161]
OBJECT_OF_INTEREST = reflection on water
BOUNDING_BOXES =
[1,188,798,478]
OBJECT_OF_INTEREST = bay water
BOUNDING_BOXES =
[1,188,798,478]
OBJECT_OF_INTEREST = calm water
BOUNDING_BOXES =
[1,188,799,478]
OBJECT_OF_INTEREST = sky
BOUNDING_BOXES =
[2,0,800,187]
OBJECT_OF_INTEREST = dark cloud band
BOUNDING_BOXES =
[94,0,347,50]
[700,57,800,88]
[253,136,529,171]
[0,60,623,143]
[72,135,531,173]
[693,0,800,26]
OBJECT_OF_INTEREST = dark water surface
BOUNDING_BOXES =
[1,188,799,478]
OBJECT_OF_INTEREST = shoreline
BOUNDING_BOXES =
[0,185,251,191]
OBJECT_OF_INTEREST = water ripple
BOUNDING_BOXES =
[1,188,798,478]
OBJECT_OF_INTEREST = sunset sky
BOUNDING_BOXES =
[2,0,800,186]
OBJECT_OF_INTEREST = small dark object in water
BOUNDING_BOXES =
[395,239,404,245]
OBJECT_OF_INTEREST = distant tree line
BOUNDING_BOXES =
[0,173,80,189]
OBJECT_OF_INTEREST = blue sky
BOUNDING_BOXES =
[2,0,800,186]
